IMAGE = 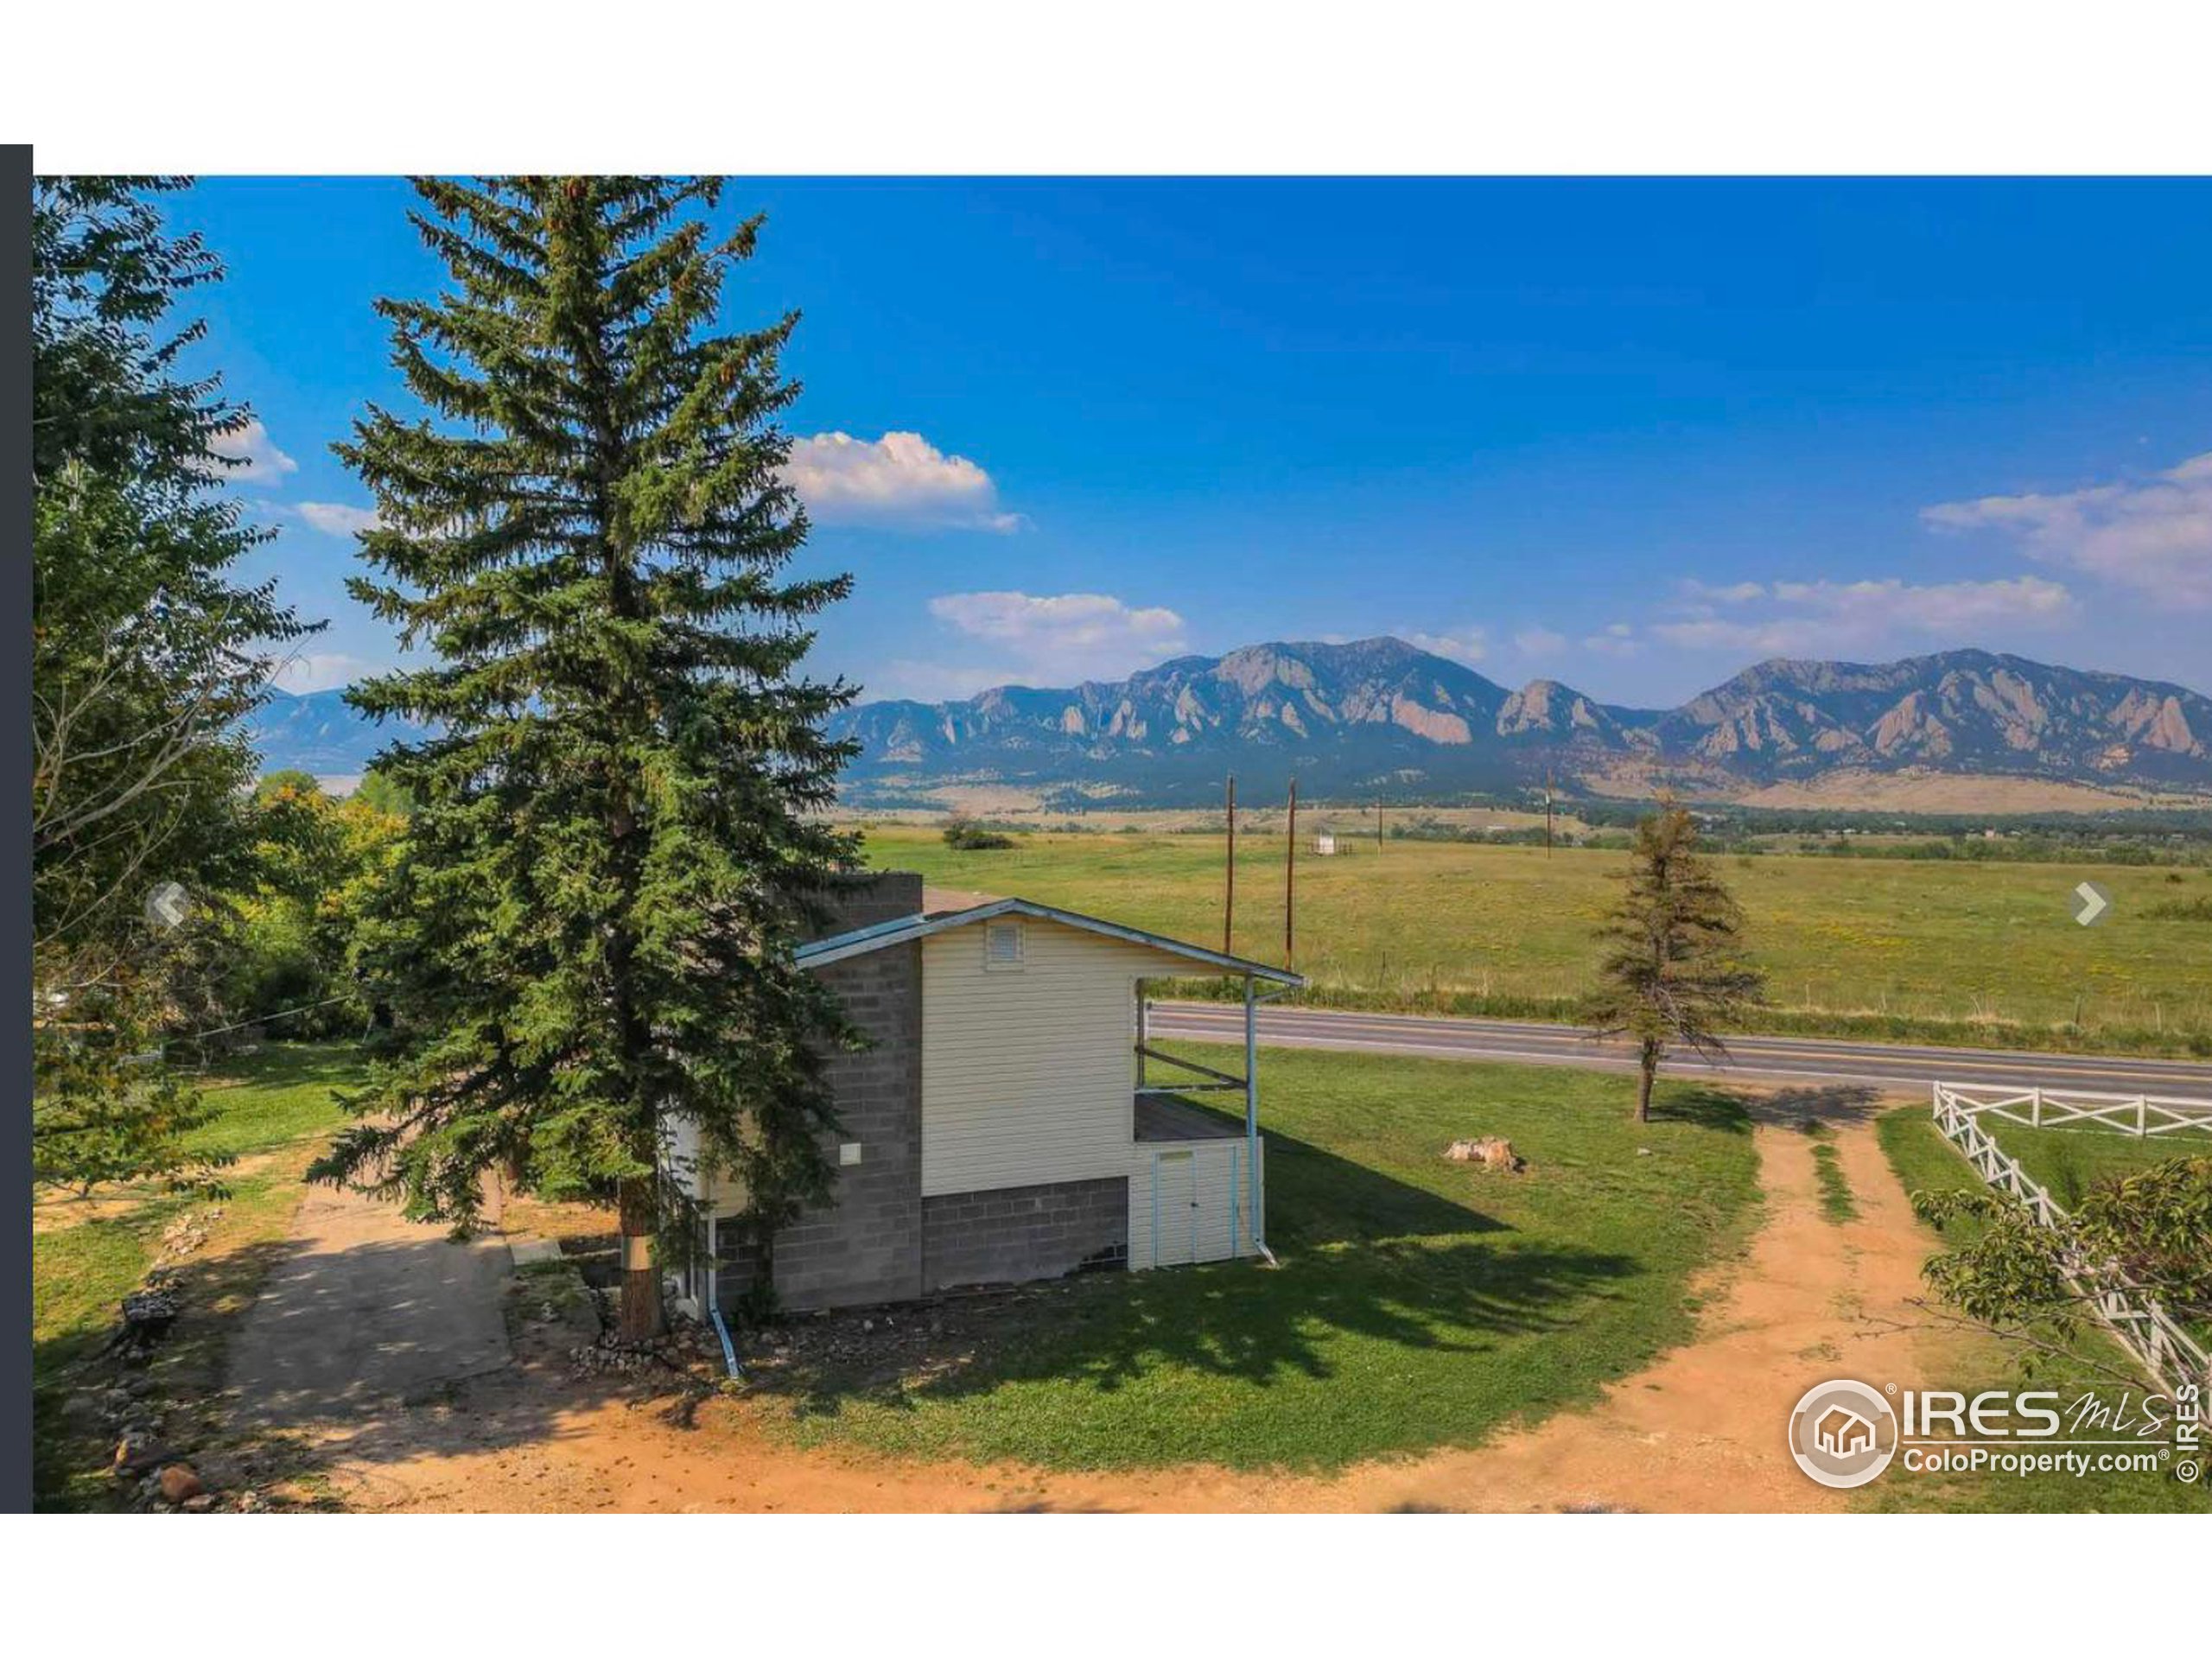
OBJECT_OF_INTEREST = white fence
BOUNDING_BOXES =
[1930,1083,2209,1397]
[1931,1081,2212,1141]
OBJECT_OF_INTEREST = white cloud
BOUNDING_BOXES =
[1512,626,1568,658]
[294,501,383,537]
[1922,450,2212,607]
[272,652,380,694]
[1401,626,1488,666]
[784,430,1023,532]
[1647,575,2075,656]
[199,418,296,486]
[924,590,1187,684]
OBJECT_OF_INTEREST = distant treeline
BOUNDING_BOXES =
[864,794,2212,865]
[1562,800,2212,842]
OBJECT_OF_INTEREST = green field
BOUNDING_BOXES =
[861,825,2212,1052]
[1983,1120,2211,1209]
[757,1042,1761,1472]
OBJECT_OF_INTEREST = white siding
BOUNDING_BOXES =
[1126,1139,1263,1270]
[920,918,1205,1198]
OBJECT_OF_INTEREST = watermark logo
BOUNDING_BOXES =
[1789,1379,1899,1489]
[1788,1377,2190,1487]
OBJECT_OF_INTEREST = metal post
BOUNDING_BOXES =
[1243,973,1259,1248]
[1135,987,1147,1091]
[1284,777,1298,969]
[1230,1142,1241,1259]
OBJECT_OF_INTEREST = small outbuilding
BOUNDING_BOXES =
[677,874,1304,1317]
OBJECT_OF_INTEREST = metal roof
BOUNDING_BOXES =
[794,896,1305,985]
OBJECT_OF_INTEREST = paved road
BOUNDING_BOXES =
[1146,1001,2212,1097]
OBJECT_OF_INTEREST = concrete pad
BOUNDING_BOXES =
[507,1236,563,1268]
[230,1183,512,1427]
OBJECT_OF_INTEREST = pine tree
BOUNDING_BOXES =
[1585,801,1765,1122]
[315,178,860,1341]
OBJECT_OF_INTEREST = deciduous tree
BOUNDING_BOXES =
[1913,1156,2211,1382]
[32,176,309,1191]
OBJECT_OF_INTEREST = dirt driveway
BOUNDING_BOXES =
[277,1093,1965,1514]
[227,1181,512,1429]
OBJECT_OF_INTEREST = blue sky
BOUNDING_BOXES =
[174,178,2212,709]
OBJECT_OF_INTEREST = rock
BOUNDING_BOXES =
[58,1391,103,1427]
[114,1431,172,1472]
[157,1465,204,1503]
[235,1491,267,1514]
[181,1493,216,1513]
[1444,1136,1525,1173]
[1637,1147,1654,1157]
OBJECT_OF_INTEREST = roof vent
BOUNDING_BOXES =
[984,919,1025,969]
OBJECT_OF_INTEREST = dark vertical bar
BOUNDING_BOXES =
[1284,777,1297,968]
[3,146,35,1516]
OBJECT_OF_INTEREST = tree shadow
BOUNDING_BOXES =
[37,1218,698,1509]
[1751,1084,1883,1131]
[1646,1083,1756,1135]
[774,1234,1637,1425]
[1143,1091,1509,1249]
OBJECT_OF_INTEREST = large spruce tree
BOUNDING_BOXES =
[318,178,860,1339]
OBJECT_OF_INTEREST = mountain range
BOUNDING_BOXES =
[250,639,2212,809]
[249,687,430,779]
[825,639,2212,809]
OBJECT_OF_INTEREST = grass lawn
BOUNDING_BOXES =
[32,1043,360,1510]
[860,824,2212,1053]
[1799,1121,1859,1223]
[754,1043,1761,1473]
[1871,1108,2210,1515]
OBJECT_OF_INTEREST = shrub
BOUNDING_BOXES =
[942,818,1016,851]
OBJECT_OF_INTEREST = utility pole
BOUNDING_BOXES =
[1284,777,1298,968]
[1224,773,1236,957]
[1376,796,1383,855]
[1544,766,1554,859]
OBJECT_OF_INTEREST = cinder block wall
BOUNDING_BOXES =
[717,873,926,1313]
[921,1175,1129,1290]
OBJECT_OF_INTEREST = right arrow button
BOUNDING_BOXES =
[2071,880,2112,926]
